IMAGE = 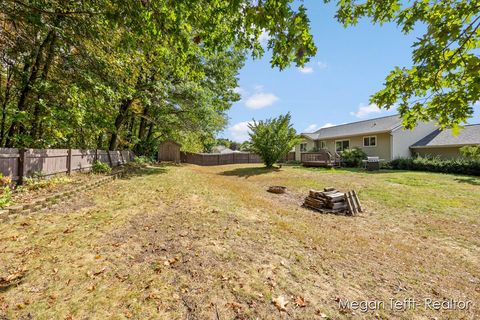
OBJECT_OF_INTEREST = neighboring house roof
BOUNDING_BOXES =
[301,114,402,140]
[410,124,480,148]
[219,148,235,154]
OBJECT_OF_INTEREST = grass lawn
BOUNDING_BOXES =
[0,164,479,319]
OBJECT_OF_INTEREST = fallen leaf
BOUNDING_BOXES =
[0,269,26,288]
[272,295,288,312]
[294,296,307,308]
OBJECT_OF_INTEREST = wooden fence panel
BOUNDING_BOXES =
[180,151,294,166]
[25,148,69,177]
[71,149,96,171]
[97,150,110,165]
[0,148,134,183]
[0,148,20,181]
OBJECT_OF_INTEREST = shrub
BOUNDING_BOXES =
[248,113,301,168]
[133,156,154,166]
[460,145,480,160]
[92,160,112,174]
[390,156,480,176]
[24,172,71,190]
[340,147,367,167]
[0,173,12,208]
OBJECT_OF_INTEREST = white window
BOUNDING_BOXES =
[319,141,327,149]
[300,143,308,152]
[363,136,377,147]
[335,140,350,152]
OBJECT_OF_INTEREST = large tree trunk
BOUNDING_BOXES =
[5,30,53,147]
[137,105,150,141]
[0,65,13,146]
[31,31,57,140]
[108,99,134,150]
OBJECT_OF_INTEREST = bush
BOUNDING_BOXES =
[133,156,155,166]
[92,160,112,174]
[390,156,480,176]
[340,147,367,167]
[460,145,480,160]
[0,173,12,208]
[248,113,301,168]
[24,171,71,190]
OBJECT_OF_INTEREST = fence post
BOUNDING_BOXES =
[94,149,98,162]
[119,150,125,164]
[17,148,26,185]
[67,148,72,175]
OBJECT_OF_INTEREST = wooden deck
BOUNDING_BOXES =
[301,152,340,168]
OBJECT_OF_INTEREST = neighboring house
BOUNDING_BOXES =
[410,124,480,159]
[295,114,438,162]
[211,145,238,154]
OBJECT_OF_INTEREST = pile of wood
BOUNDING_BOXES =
[303,187,363,215]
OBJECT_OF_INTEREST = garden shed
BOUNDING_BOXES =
[158,140,182,163]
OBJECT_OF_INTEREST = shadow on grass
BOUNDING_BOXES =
[220,166,279,178]
[454,177,480,186]
[118,164,169,180]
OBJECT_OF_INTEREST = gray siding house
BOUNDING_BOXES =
[295,115,479,162]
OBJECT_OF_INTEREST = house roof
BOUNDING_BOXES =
[410,124,480,148]
[301,114,402,140]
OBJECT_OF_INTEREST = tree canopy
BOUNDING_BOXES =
[0,0,316,153]
[248,113,300,168]
[330,0,479,130]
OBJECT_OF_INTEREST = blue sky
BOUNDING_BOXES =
[221,0,479,142]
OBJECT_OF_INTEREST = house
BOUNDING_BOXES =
[210,145,240,154]
[410,124,480,159]
[295,114,438,162]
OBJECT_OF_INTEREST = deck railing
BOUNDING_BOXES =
[301,152,333,163]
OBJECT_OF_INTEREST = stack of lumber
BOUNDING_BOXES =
[303,187,363,215]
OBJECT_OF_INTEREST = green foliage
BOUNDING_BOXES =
[330,0,480,129]
[24,172,71,190]
[460,145,480,160]
[133,156,155,166]
[390,156,480,176]
[92,160,112,174]
[0,0,316,152]
[248,113,301,168]
[340,147,367,167]
[0,173,12,208]
[239,141,253,152]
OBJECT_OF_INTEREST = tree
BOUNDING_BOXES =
[248,113,301,168]
[0,0,316,152]
[330,0,480,130]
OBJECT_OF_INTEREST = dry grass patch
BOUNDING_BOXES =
[0,164,479,319]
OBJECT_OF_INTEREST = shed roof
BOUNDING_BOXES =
[410,124,480,148]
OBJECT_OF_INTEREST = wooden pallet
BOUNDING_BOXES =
[344,190,363,215]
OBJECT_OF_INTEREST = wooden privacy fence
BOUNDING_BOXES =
[0,148,134,183]
[180,151,295,166]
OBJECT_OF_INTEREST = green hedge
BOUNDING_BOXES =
[390,156,480,176]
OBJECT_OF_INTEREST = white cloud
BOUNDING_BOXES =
[303,122,336,133]
[320,123,335,129]
[245,92,279,109]
[253,84,264,92]
[304,124,319,132]
[350,103,383,118]
[228,121,252,142]
[258,30,270,46]
[233,87,247,98]
[298,66,314,74]
[317,61,328,69]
